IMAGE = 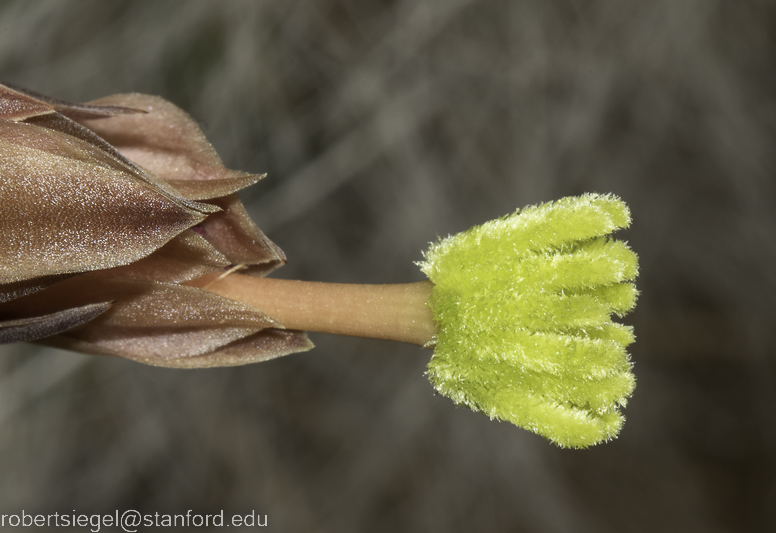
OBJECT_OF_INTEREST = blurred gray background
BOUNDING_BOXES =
[1,1,775,531]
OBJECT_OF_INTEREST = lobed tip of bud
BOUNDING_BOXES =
[418,193,638,448]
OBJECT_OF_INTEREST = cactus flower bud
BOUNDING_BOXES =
[0,84,312,367]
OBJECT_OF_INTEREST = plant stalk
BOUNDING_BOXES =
[187,273,437,346]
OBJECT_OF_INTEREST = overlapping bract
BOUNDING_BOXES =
[419,194,638,448]
[0,84,312,366]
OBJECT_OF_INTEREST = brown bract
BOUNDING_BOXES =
[0,84,312,367]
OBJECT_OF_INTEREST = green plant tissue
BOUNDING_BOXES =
[419,193,639,448]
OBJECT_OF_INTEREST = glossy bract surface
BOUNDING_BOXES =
[0,84,312,367]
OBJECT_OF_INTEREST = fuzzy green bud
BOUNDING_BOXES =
[419,194,638,448]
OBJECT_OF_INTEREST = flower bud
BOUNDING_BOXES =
[0,84,312,367]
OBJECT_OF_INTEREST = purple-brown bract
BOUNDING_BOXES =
[0,84,312,367]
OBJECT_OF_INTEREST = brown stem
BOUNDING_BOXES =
[186,273,437,346]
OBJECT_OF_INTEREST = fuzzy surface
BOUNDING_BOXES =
[2,2,773,531]
[420,194,638,448]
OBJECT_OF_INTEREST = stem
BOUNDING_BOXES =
[186,273,437,346]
